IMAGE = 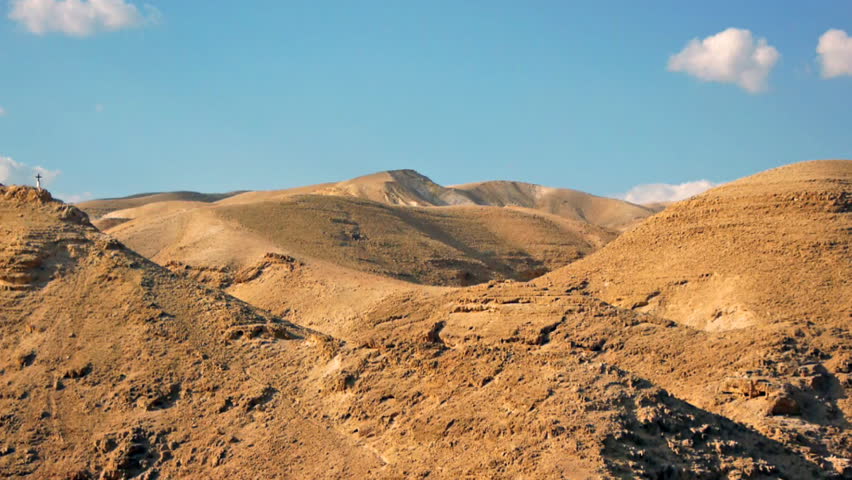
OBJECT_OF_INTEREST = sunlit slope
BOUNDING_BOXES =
[106,194,615,285]
[540,159,852,332]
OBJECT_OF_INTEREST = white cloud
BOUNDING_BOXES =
[0,156,61,187]
[95,103,105,113]
[620,180,717,205]
[8,0,160,37]
[817,29,852,78]
[0,106,6,116]
[668,28,780,93]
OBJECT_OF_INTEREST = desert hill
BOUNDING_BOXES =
[76,190,245,220]
[450,180,656,231]
[321,160,851,474]
[2,185,831,478]
[315,169,475,207]
[81,169,658,289]
[539,159,852,332]
[285,159,849,475]
[96,193,616,287]
[89,193,608,334]
[0,186,386,478]
[212,169,657,231]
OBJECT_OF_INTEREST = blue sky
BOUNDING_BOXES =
[0,1,850,203]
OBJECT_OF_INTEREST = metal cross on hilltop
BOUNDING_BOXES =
[35,173,42,190]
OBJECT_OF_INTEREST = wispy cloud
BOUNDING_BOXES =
[817,29,852,78]
[620,180,717,205]
[8,0,160,37]
[0,106,6,116]
[0,156,61,187]
[668,28,780,93]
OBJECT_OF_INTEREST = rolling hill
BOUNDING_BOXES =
[80,169,658,291]
[94,192,618,287]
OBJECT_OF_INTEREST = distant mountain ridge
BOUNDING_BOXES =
[75,169,660,288]
[301,169,657,230]
[82,168,656,231]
